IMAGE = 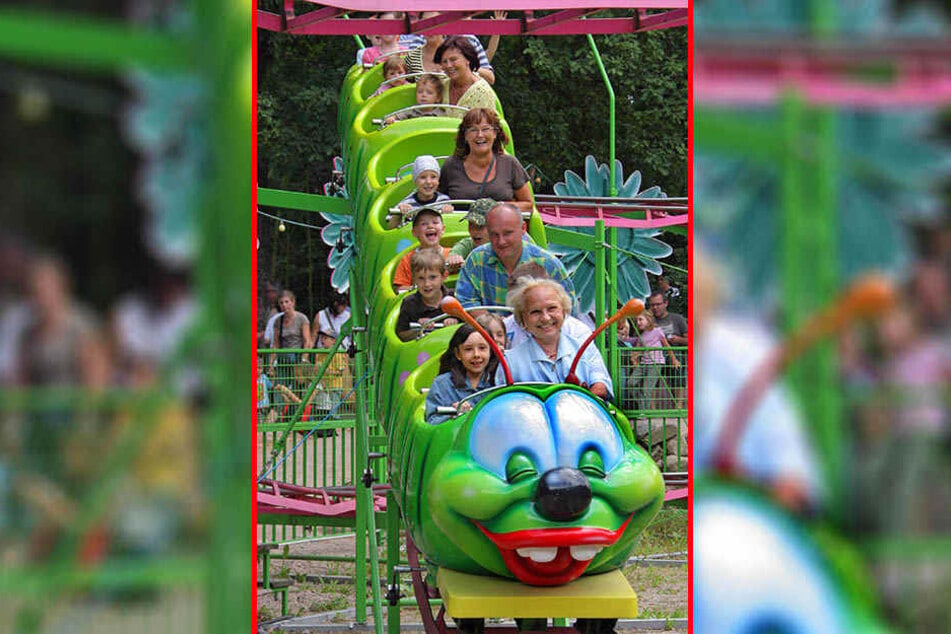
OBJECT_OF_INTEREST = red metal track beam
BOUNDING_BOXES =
[637,8,688,31]
[257,12,688,36]
[524,9,599,34]
[288,6,348,33]
[409,11,475,33]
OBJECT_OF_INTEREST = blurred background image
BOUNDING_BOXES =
[693,1,948,632]
[0,2,249,633]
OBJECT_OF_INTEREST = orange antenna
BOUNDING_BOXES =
[566,299,644,387]
[713,274,896,474]
[440,297,513,385]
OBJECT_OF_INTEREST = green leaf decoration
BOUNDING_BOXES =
[550,156,674,313]
[320,175,355,293]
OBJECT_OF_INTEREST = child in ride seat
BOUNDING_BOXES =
[396,250,458,342]
[387,155,454,230]
[370,56,409,97]
[476,312,508,351]
[425,324,498,424]
[383,74,448,125]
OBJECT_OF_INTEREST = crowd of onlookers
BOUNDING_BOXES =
[0,236,198,563]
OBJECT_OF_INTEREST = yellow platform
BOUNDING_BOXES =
[436,568,638,619]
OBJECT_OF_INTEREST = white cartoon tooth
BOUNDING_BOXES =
[569,545,602,561]
[515,547,558,563]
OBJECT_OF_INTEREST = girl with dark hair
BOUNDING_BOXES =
[439,108,533,210]
[424,324,498,424]
[433,35,498,114]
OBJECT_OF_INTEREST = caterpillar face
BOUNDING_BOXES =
[425,385,664,585]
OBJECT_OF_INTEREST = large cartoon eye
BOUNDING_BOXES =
[578,449,606,479]
[505,452,538,484]
[469,393,556,479]
[694,491,855,634]
[546,391,623,473]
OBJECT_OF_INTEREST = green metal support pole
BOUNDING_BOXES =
[351,270,369,622]
[595,220,607,353]
[812,107,842,517]
[386,490,401,634]
[587,35,617,196]
[807,0,843,520]
[608,226,620,380]
[197,1,251,632]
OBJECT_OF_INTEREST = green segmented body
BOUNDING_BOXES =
[339,67,664,584]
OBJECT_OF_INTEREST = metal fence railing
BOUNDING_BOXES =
[256,348,359,543]
[615,344,688,473]
[0,387,205,632]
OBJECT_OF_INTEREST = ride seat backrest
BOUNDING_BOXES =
[356,83,418,135]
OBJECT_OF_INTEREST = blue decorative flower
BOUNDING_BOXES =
[548,156,674,313]
[320,174,354,293]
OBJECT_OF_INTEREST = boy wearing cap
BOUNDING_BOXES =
[388,155,454,229]
[392,208,465,291]
[449,198,493,261]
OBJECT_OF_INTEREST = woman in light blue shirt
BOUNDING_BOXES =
[497,278,613,401]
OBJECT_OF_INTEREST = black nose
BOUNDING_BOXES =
[534,467,592,522]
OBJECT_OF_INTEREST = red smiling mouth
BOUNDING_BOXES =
[474,518,631,586]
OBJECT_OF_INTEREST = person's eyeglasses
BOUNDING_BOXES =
[466,126,495,136]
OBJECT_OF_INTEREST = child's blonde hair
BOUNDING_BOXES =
[382,55,406,76]
[634,310,656,330]
[409,248,446,276]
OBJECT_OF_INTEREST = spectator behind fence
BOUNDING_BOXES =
[439,109,533,210]
[448,197,492,261]
[0,236,33,385]
[370,55,409,97]
[500,277,612,401]
[384,74,449,126]
[396,250,458,342]
[270,289,311,401]
[313,292,351,350]
[393,207,463,292]
[434,36,498,116]
[627,310,680,412]
[389,155,454,229]
[502,261,590,348]
[257,355,275,424]
[15,254,111,484]
[648,289,688,409]
[111,267,195,387]
[425,324,498,424]
[456,203,576,315]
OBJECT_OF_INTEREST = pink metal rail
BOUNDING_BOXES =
[695,37,951,108]
[258,3,688,36]
[534,195,688,229]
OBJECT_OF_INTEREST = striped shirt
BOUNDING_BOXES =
[399,35,493,72]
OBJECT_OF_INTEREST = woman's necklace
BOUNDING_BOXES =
[450,74,474,103]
